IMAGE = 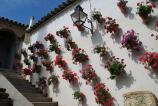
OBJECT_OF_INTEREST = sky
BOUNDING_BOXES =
[0,0,65,24]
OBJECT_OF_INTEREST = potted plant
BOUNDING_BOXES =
[21,49,28,58]
[42,60,53,71]
[104,17,119,34]
[136,2,156,21]
[117,0,128,13]
[23,58,31,66]
[105,56,126,79]
[23,68,32,75]
[36,49,49,59]
[93,45,108,57]
[49,42,61,54]
[56,26,70,39]
[29,54,38,63]
[121,29,142,52]
[94,83,114,106]
[44,33,56,43]
[62,70,78,83]
[80,64,98,85]
[28,45,35,53]
[34,41,44,49]
[91,11,105,24]
[65,39,78,51]
[73,91,85,103]
[54,55,67,69]
[48,74,59,86]
[72,48,89,64]
[139,51,158,69]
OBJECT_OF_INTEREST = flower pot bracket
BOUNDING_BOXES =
[123,91,157,106]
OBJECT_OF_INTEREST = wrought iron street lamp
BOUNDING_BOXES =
[71,5,94,34]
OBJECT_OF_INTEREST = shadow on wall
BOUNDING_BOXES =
[80,97,88,106]
[148,68,158,84]
[80,29,90,37]
[128,44,146,64]
[123,6,135,20]
[70,80,81,91]
[116,71,135,89]
[145,16,158,31]
[112,28,123,44]
[91,28,104,46]
[100,52,112,63]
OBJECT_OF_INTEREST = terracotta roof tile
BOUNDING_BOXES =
[0,17,28,28]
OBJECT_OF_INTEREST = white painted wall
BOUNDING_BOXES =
[24,0,158,106]
[0,72,33,106]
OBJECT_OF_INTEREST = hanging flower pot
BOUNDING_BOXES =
[49,42,61,54]
[23,58,31,66]
[48,74,59,86]
[44,33,56,43]
[91,11,105,24]
[23,68,32,75]
[105,56,126,79]
[139,51,158,70]
[73,91,85,103]
[21,49,28,58]
[56,26,70,39]
[136,2,156,22]
[62,70,78,84]
[93,45,108,57]
[94,83,114,106]
[104,17,119,34]
[80,64,98,85]
[72,48,89,64]
[34,41,44,49]
[30,54,38,63]
[28,45,35,53]
[65,39,78,51]
[121,29,142,52]
[117,0,128,13]
[42,60,53,71]
[54,55,67,69]
[36,49,49,59]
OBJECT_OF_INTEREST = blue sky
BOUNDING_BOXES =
[0,0,65,24]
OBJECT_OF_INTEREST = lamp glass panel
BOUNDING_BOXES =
[71,12,79,23]
[79,11,87,22]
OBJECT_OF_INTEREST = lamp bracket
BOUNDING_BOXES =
[83,19,94,35]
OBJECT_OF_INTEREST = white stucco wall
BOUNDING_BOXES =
[24,0,158,106]
[0,72,33,106]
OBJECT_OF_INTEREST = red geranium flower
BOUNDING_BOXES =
[62,70,78,83]
[139,51,158,70]
[80,64,97,85]
[23,68,32,75]
[72,48,89,64]
[94,83,114,106]
[54,55,67,69]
